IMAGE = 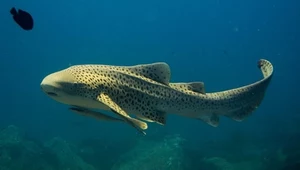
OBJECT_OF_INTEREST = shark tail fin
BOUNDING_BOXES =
[257,59,273,79]
[225,103,261,122]
[225,59,273,122]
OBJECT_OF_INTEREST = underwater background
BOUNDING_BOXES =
[1,0,299,169]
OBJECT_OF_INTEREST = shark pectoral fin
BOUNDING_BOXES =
[140,109,167,125]
[170,82,206,94]
[197,113,219,127]
[97,93,148,134]
[69,107,124,122]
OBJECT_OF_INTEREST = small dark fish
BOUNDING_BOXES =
[10,7,34,30]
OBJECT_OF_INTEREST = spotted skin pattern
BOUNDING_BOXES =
[41,59,273,133]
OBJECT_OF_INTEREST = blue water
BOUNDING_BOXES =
[0,0,299,169]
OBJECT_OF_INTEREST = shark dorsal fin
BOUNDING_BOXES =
[127,62,171,85]
[170,82,206,94]
[187,82,206,94]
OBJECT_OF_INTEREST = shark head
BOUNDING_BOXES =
[40,65,113,110]
[40,66,94,105]
[41,69,76,104]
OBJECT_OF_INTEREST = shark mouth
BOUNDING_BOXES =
[47,92,58,96]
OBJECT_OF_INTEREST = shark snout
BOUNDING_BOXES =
[41,69,78,98]
[40,84,58,96]
[40,73,60,97]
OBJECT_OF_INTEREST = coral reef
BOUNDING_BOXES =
[45,137,95,170]
[202,156,264,170]
[0,125,95,170]
[1,124,299,170]
[111,134,190,170]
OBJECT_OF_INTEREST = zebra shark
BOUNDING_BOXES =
[40,59,273,135]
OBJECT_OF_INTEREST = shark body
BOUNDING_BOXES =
[41,59,273,134]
